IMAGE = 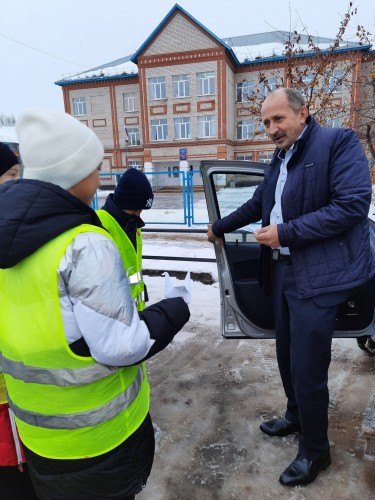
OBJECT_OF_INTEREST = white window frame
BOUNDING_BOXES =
[258,122,268,139]
[237,120,254,140]
[128,160,142,170]
[197,71,216,96]
[236,155,253,161]
[149,77,166,100]
[258,152,274,164]
[198,115,216,138]
[236,81,254,102]
[72,97,87,116]
[260,78,277,98]
[326,117,341,128]
[301,73,316,97]
[127,128,141,146]
[173,74,190,98]
[123,92,137,112]
[151,119,168,141]
[168,166,180,178]
[174,117,192,140]
[328,69,344,93]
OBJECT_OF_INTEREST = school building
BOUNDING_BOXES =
[55,3,374,186]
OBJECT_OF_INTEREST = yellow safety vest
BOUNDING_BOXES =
[0,224,150,459]
[97,210,145,311]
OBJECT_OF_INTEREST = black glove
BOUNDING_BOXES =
[137,297,190,361]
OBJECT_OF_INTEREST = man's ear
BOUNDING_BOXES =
[300,105,309,122]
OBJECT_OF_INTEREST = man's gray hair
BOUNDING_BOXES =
[266,88,306,112]
[284,88,306,112]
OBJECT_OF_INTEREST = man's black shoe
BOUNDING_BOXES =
[260,417,301,437]
[279,454,331,486]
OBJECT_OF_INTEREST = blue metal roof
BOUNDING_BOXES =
[54,4,372,87]
[239,43,371,66]
[55,72,137,86]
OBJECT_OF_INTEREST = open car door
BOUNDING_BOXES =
[201,160,375,346]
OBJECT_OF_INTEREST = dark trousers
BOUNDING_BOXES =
[24,413,154,500]
[273,261,347,461]
[0,463,39,500]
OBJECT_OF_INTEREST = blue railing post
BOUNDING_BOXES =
[182,172,189,226]
[93,170,208,226]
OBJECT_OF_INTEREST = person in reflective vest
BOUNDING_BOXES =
[0,108,190,500]
[0,142,39,499]
[97,167,154,312]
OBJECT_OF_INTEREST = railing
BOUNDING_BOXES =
[91,170,208,227]
[142,228,216,263]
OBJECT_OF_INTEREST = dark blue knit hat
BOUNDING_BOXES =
[0,142,19,176]
[113,168,154,210]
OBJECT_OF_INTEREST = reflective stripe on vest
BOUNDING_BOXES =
[0,224,150,459]
[9,365,144,430]
[128,270,143,285]
[134,291,145,308]
[0,352,119,387]
[97,210,145,311]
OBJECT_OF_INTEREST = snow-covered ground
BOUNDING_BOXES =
[136,226,375,500]
[96,186,375,497]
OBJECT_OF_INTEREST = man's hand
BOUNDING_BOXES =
[207,224,222,245]
[254,224,280,248]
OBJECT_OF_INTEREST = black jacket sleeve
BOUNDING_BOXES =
[137,297,190,362]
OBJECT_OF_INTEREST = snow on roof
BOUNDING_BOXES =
[56,30,364,84]
[222,31,361,63]
[57,55,138,83]
[0,126,18,144]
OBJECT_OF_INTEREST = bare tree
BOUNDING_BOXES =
[239,2,374,166]
[0,113,16,126]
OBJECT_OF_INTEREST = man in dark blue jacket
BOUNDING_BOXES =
[207,88,375,486]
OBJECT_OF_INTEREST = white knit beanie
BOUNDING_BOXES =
[16,107,104,190]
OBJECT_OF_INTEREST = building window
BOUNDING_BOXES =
[174,117,192,140]
[149,77,166,100]
[260,78,277,98]
[151,119,168,141]
[173,74,190,98]
[301,73,316,98]
[258,122,268,139]
[237,120,255,140]
[236,155,253,161]
[127,128,141,146]
[168,166,180,178]
[197,72,215,96]
[258,152,274,163]
[72,97,87,116]
[326,117,341,128]
[123,92,138,112]
[128,160,142,170]
[325,70,344,93]
[198,115,216,138]
[236,81,254,102]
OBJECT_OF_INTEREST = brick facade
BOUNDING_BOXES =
[56,6,374,182]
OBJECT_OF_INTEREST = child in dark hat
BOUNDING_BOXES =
[97,167,154,309]
[0,142,21,184]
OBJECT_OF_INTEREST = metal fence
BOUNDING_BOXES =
[91,170,209,226]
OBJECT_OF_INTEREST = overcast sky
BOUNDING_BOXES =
[1,0,374,119]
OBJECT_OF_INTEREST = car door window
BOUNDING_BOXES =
[212,172,262,243]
